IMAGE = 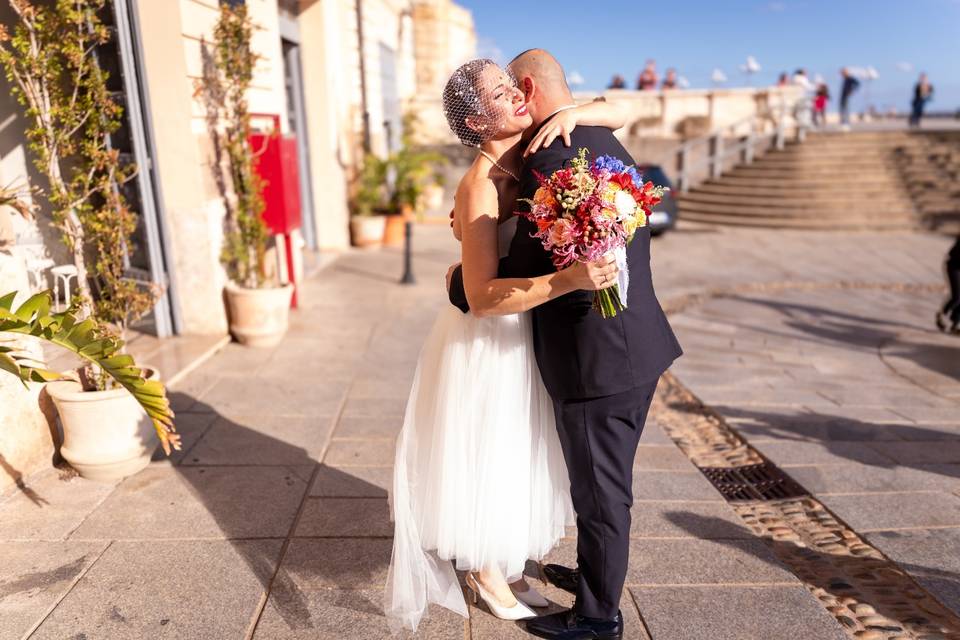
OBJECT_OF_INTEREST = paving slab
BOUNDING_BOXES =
[295,498,392,538]
[867,440,960,464]
[632,471,726,502]
[200,377,350,418]
[0,470,118,540]
[630,585,847,640]
[634,445,700,471]
[865,528,960,617]
[253,587,465,640]
[323,438,397,467]
[277,538,393,590]
[30,539,282,640]
[149,411,219,466]
[179,414,336,466]
[308,464,392,498]
[70,465,311,540]
[785,462,960,494]
[629,501,753,539]
[334,415,404,438]
[0,540,108,639]
[818,491,960,531]
[751,439,895,466]
[623,538,797,585]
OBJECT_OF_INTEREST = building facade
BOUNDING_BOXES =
[0,0,476,494]
[0,0,476,336]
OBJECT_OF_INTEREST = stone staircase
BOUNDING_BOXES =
[677,130,960,230]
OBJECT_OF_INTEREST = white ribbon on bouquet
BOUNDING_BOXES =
[614,245,629,309]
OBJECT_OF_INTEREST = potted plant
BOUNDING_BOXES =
[348,153,388,248]
[0,0,168,480]
[1,290,177,481]
[382,113,447,246]
[200,3,292,347]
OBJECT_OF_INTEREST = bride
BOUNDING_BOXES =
[384,58,627,633]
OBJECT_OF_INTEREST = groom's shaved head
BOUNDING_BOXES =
[509,49,572,100]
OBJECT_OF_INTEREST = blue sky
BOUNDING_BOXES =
[459,0,960,113]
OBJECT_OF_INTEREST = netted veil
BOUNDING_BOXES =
[442,58,516,147]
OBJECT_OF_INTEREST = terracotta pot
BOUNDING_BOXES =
[382,211,406,247]
[47,366,161,482]
[349,215,385,249]
[224,281,294,348]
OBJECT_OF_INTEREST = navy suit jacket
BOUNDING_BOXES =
[449,124,682,400]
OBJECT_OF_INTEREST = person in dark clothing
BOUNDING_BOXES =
[607,74,626,89]
[937,235,960,334]
[910,73,934,127]
[839,67,860,128]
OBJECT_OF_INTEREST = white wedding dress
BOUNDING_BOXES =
[384,216,575,633]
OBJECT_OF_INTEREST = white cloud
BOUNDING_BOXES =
[677,75,691,89]
[566,70,585,86]
[711,68,728,84]
[764,1,788,11]
[475,37,505,66]
[895,61,914,73]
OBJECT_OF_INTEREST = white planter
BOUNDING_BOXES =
[350,215,385,249]
[224,281,294,348]
[47,367,160,483]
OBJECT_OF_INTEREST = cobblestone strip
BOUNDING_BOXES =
[654,371,960,639]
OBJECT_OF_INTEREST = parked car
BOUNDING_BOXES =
[637,164,677,236]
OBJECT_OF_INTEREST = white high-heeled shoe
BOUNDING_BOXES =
[466,573,537,620]
[511,580,550,608]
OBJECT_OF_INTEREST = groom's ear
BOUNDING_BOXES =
[521,76,535,101]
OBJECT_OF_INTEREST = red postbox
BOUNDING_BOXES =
[248,113,302,307]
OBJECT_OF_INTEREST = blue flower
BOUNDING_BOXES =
[594,155,626,174]
[627,166,643,187]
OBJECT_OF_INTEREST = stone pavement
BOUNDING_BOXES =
[0,222,957,639]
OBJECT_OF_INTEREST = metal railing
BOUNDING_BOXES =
[675,106,808,192]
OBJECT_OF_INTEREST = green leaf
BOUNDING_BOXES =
[0,352,23,380]
[13,291,51,321]
[0,292,16,311]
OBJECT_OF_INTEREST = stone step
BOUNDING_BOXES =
[678,192,913,210]
[691,182,905,198]
[716,174,896,187]
[678,200,916,220]
[679,210,917,230]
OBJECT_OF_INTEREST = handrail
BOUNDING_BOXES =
[675,105,808,192]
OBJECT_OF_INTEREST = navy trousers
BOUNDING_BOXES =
[552,379,659,619]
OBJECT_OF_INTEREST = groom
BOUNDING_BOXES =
[448,49,682,639]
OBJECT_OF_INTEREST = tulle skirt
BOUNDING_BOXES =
[384,306,574,633]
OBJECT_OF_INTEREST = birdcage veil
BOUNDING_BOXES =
[442,59,517,147]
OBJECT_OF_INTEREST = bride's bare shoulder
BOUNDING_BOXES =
[454,166,499,219]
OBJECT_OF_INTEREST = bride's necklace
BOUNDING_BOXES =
[479,150,519,182]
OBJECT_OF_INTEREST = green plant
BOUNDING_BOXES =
[0,290,178,454]
[349,114,446,218]
[0,0,156,332]
[389,112,447,213]
[199,2,269,289]
[350,153,389,216]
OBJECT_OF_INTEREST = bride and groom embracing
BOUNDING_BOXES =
[384,49,682,639]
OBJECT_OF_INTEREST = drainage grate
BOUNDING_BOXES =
[699,463,808,502]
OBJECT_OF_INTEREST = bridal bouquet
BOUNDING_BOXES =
[518,149,667,318]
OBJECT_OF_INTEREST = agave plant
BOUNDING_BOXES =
[0,289,179,455]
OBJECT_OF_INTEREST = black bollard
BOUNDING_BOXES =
[400,219,415,285]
